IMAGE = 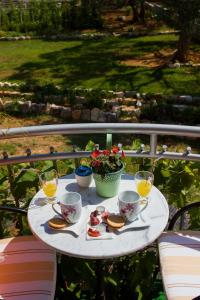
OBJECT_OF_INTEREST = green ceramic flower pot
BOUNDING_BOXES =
[93,166,123,198]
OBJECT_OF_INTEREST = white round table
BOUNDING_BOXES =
[28,174,169,260]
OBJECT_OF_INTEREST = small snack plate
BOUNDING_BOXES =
[86,206,114,240]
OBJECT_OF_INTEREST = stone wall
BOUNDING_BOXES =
[0,30,179,42]
[0,97,142,123]
[1,87,200,123]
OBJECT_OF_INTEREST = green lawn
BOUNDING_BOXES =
[0,34,200,95]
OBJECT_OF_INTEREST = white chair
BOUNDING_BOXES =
[0,205,57,300]
[158,202,200,300]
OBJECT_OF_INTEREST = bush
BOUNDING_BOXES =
[84,89,104,109]
[0,0,103,35]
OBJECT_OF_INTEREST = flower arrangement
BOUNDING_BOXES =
[91,146,125,175]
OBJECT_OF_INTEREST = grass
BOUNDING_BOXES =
[0,113,72,155]
[0,142,17,155]
[0,34,200,94]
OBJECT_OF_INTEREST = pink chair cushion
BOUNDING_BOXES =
[0,235,56,300]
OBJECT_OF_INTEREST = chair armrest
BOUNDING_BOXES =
[0,205,27,216]
[168,201,200,230]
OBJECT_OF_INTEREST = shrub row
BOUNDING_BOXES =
[0,0,103,34]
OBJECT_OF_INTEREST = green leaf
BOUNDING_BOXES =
[105,276,117,286]
[131,139,141,150]
[184,165,194,176]
[161,169,171,177]
[67,282,78,292]
[0,175,7,185]
[57,160,74,176]
[136,285,143,300]
[85,262,95,276]
[12,170,39,200]
[41,161,54,172]
[85,140,95,151]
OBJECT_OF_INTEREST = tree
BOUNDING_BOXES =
[39,0,53,34]
[80,0,102,29]
[161,0,200,62]
[61,0,70,30]
[126,0,146,23]
[49,0,61,33]
[139,0,145,23]
[6,0,21,32]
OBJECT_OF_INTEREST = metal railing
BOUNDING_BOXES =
[0,123,200,166]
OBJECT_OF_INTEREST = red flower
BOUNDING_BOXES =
[103,150,110,156]
[90,145,124,174]
[91,160,101,168]
[91,150,101,158]
[112,146,119,154]
[121,150,125,158]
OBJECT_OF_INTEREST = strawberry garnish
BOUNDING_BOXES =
[88,228,101,237]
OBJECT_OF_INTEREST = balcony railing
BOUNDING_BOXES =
[0,122,199,299]
[0,123,200,166]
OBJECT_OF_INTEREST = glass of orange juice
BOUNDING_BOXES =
[135,171,154,201]
[40,169,58,203]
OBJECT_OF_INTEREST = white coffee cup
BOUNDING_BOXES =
[118,190,142,222]
[52,192,82,224]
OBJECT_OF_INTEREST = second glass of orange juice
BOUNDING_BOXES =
[135,171,154,200]
[40,169,58,203]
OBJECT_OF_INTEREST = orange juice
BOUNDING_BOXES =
[43,181,57,197]
[137,180,152,197]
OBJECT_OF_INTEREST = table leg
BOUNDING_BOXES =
[95,260,106,300]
